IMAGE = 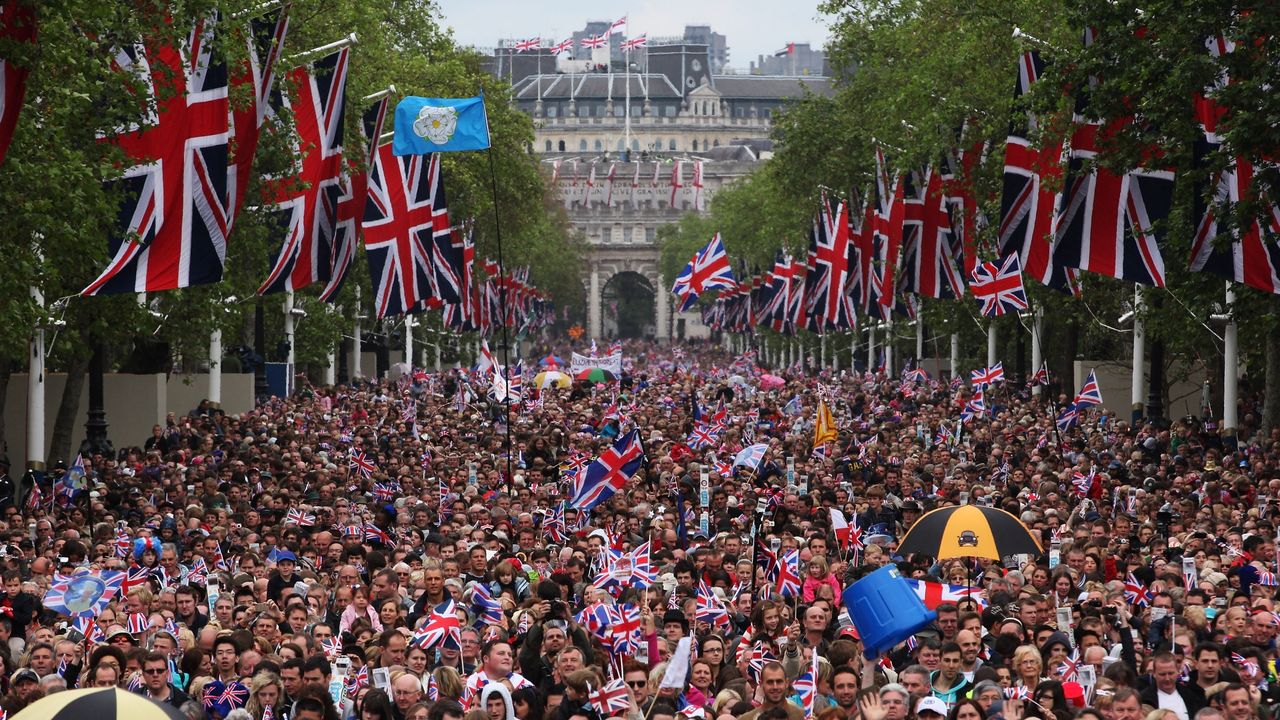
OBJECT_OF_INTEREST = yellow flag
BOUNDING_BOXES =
[814,399,838,447]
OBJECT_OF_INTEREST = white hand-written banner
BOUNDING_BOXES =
[571,352,622,375]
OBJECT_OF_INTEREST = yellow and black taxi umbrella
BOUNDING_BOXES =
[14,687,186,720]
[897,504,1043,561]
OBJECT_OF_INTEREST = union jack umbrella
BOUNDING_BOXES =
[970,254,1029,317]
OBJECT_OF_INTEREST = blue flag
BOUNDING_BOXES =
[393,96,490,154]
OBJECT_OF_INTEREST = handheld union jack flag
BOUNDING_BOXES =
[285,508,316,527]
[607,604,643,655]
[970,254,1029,317]
[1072,470,1096,497]
[671,233,736,311]
[348,450,377,479]
[344,665,369,699]
[45,570,124,618]
[363,523,393,546]
[1056,649,1082,681]
[412,599,461,651]
[590,678,631,716]
[696,579,731,630]
[1074,369,1103,407]
[970,362,1005,389]
[796,650,819,718]
[776,549,801,598]
[1123,573,1152,607]
[1029,363,1051,387]
[470,583,504,626]
[1057,403,1080,432]
[569,429,645,512]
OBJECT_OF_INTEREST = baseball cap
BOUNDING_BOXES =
[917,697,948,717]
[10,668,38,685]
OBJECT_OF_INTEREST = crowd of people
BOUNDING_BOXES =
[0,338,1276,720]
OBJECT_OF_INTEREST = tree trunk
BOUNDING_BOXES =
[0,361,10,456]
[1263,295,1280,432]
[48,352,90,466]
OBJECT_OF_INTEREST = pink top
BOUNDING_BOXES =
[802,574,843,605]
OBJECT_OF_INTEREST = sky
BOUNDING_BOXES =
[432,0,834,70]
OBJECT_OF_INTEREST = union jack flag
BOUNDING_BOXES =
[325,96,390,302]
[687,423,719,450]
[905,579,987,609]
[1072,470,1096,497]
[997,51,1079,295]
[320,637,341,659]
[621,35,647,51]
[1230,652,1259,677]
[513,38,540,52]
[121,563,152,593]
[575,602,614,641]
[671,233,736,311]
[348,450,376,478]
[746,644,777,684]
[425,673,439,701]
[470,583,504,626]
[372,481,399,503]
[344,665,369,699]
[1074,369,1103,406]
[776,549,801,598]
[1030,363,1051,387]
[580,33,607,49]
[127,612,150,634]
[542,502,567,543]
[590,678,631,716]
[258,48,350,295]
[569,429,645,512]
[696,580,731,630]
[285,508,316,527]
[363,523,393,546]
[114,526,132,557]
[908,166,965,299]
[1124,573,1152,607]
[796,650,818,717]
[72,616,106,645]
[1005,687,1030,700]
[84,11,289,296]
[970,254,1029,317]
[970,363,1005,389]
[0,3,34,167]
[1057,403,1080,432]
[549,38,573,54]
[607,603,643,655]
[363,147,450,318]
[412,599,461,651]
[1056,649,1082,681]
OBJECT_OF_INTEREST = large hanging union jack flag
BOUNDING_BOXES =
[970,254,1028,317]
[364,146,450,318]
[908,165,965,299]
[83,9,289,296]
[258,48,350,295]
[997,51,1078,296]
[671,233,736,311]
[0,2,35,167]
[1188,35,1280,295]
[323,96,389,302]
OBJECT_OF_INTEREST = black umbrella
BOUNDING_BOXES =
[897,504,1043,561]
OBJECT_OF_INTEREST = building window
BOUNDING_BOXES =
[735,105,745,118]
[646,227,656,243]
[664,105,676,117]
[617,138,625,151]
[594,139,603,151]
[614,105,625,117]
[579,139,587,151]
[547,105,558,118]
[558,140,566,152]
[713,139,720,147]
[692,139,699,151]
[668,139,676,150]
[545,140,553,152]
[631,105,642,117]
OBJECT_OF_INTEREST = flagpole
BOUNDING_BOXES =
[485,139,515,493]
[624,15,631,154]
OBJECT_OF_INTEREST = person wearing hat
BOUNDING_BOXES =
[662,608,689,643]
[8,667,39,709]
[916,696,949,720]
[266,550,300,602]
